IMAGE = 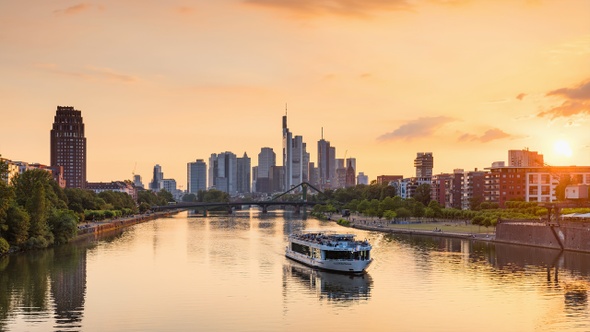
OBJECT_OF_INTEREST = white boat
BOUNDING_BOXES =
[285,231,373,274]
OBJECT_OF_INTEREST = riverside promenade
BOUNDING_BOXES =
[331,213,496,241]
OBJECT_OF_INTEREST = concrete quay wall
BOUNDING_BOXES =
[496,220,590,252]
[76,211,177,240]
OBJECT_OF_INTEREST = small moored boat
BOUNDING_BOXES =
[285,231,372,274]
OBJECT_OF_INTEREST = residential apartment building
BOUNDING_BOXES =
[484,165,590,207]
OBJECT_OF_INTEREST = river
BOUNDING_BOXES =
[1,210,589,331]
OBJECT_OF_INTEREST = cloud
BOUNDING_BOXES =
[458,128,518,143]
[537,79,590,119]
[35,63,138,83]
[516,93,526,100]
[243,0,414,17]
[54,3,93,15]
[377,116,455,142]
[85,66,138,83]
[176,6,196,15]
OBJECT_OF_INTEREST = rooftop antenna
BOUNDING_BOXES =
[321,127,324,140]
[285,103,287,116]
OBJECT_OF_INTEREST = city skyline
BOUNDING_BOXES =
[1,1,589,187]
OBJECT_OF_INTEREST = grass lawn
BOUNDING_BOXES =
[385,222,495,234]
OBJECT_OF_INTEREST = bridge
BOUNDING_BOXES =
[152,182,326,215]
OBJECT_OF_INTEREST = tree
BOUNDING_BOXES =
[11,170,70,248]
[203,189,229,203]
[555,175,573,201]
[157,189,175,204]
[48,209,78,244]
[182,193,197,202]
[4,204,30,246]
[413,184,431,206]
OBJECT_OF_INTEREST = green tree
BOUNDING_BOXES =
[48,209,78,244]
[555,175,573,201]
[182,193,197,202]
[395,207,412,219]
[203,189,229,203]
[26,180,53,248]
[413,184,431,206]
[5,204,30,246]
[157,189,175,204]
[383,210,397,220]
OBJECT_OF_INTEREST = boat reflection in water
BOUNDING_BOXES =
[283,260,373,303]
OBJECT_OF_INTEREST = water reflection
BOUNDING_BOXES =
[283,260,372,304]
[1,214,590,331]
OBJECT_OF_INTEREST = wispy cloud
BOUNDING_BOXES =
[458,128,519,143]
[243,0,414,18]
[54,3,95,15]
[35,63,138,83]
[516,93,526,100]
[377,116,455,142]
[537,79,590,119]
[176,6,197,15]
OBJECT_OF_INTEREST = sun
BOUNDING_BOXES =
[553,139,573,158]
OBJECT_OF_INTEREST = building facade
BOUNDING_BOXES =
[209,152,237,195]
[237,152,251,194]
[414,152,434,178]
[508,149,544,167]
[50,106,87,188]
[187,159,207,194]
[256,147,276,193]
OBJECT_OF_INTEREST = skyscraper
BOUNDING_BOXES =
[237,152,251,194]
[50,106,87,188]
[282,111,308,191]
[317,129,332,190]
[187,159,207,194]
[149,164,164,191]
[209,152,237,195]
[257,147,276,193]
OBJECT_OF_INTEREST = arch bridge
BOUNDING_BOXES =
[153,182,325,215]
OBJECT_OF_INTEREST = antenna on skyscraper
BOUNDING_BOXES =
[285,103,287,116]
[321,127,324,140]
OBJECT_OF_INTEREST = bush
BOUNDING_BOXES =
[336,218,350,226]
[0,237,9,255]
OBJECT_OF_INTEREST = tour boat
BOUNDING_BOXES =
[285,231,372,274]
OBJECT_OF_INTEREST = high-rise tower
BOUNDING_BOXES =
[282,108,308,191]
[414,152,434,178]
[50,106,87,188]
[187,159,207,194]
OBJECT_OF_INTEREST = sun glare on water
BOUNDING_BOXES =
[553,139,573,158]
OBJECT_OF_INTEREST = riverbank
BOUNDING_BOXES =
[74,210,180,241]
[348,218,496,242]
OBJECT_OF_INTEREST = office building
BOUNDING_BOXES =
[237,152,251,194]
[149,164,164,191]
[256,147,276,193]
[209,152,237,195]
[187,159,207,194]
[50,106,87,188]
[282,112,308,191]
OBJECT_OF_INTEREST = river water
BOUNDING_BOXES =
[1,210,589,332]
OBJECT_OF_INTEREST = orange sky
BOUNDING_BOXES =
[1,0,589,188]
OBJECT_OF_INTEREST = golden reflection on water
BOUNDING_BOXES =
[1,210,589,331]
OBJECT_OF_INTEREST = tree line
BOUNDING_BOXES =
[0,157,174,255]
[311,182,590,227]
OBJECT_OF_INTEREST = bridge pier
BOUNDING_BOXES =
[261,205,268,213]
[203,209,207,217]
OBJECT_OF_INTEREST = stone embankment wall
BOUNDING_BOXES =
[75,211,176,240]
[496,220,590,252]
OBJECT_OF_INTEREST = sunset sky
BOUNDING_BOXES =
[1,0,589,188]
